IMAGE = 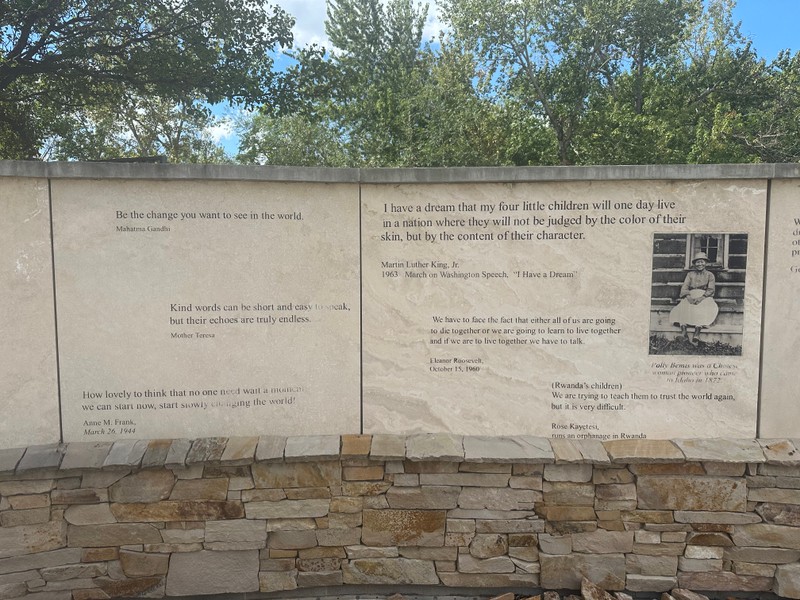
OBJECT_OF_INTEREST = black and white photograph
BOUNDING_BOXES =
[649,232,748,356]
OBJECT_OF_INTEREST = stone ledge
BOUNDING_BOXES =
[3,437,795,474]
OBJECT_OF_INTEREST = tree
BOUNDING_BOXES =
[47,90,230,163]
[0,0,294,158]
[323,0,428,165]
[236,113,348,166]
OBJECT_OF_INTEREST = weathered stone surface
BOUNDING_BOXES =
[686,532,732,546]
[749,487,800,504]
[458,554,514,574]
[316,527,362,546]
[637,477,746,511]
[670,588,712,600]
[674,510,760,524]
[540,506,596,521]
[439,572,538,587]
[760,439,800,466]
[475,519,544,534]
[581,577,616,600]
[362,510,445,547]
[345,545,399,559]
[81,470,128,490]
[102,439,148,468]
[118,551,169,577]
[184,437,227,464]
[252,461,340,489]
[341,435,372,457]
[265,518,316,532]
[51,488,107,505]
[604,440,683,463]
[626,555,677,577]
[776,563,800,599]
[342,482,392,496]
[540,553,626,591]
[385,486,462,510]
[39,563,105,581]
[284,435,340,461]
[17,445,66,472]
[163,438,192,467]
[242,489,286,502]
[757,502,800,526]
[259,570,297,592]
[370,435,406,460]
[462,436,553,463]
[459,488,537,511]
[594,469,635,485]
[544,464,593,482]
[0,520,65,559]
[539,534,572,554]
[732,561,776,577]
[626,574,676,592]
[342,558,438,585]
[0,548,81,575]
[245,498,329,519]
[703,462,746,477]
[674,439,764,463]
[218,436,258,464]
[0,479,53,495]
[111,500,243,522]
[419,473,510,487]
[572,530,634,553]
[404,461,459,474]
[678,558,723,572]
[724,546,800,564]
[1,507,51,526]
[731,523,800,549]
[297,557,342,572]
[95,576,163,598]
[297,571,343,587]
[343,466,384,480]
[469,534,508,558]
[67,524,160,547]
[406,434,464,461]
[161,529,204,544]
[169,478,228,500]
[58,444,109,472]
[205,520,265,543]
[267,530,317,549]
[108,470,174,503]
[543,482,595,505]
[140,439,171,468]
[677,571,773,592]
[0,581,28,598]
[596,484,637,501]
[166,550,258,595]
[254,436,285,462]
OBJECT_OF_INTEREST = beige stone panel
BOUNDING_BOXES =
[761,179,800,437]
[362,181,765,437]
[0,177,59,446]
[52,179,360,441]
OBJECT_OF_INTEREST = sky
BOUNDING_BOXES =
[212,0,800,153]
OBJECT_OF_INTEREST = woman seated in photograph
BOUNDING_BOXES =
[669,252,719,345]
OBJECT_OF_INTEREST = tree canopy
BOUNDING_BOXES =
[1,0,294,158]
[6,0,800,165]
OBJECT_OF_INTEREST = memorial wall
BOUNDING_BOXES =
[1,163,798,447]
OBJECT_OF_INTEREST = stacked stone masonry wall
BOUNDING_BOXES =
[1,436,800,599]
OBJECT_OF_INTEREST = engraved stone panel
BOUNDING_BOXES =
[362,180,766,437]
[0,177,59,446]
[52,179,360,441]
[760,179,800,437]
